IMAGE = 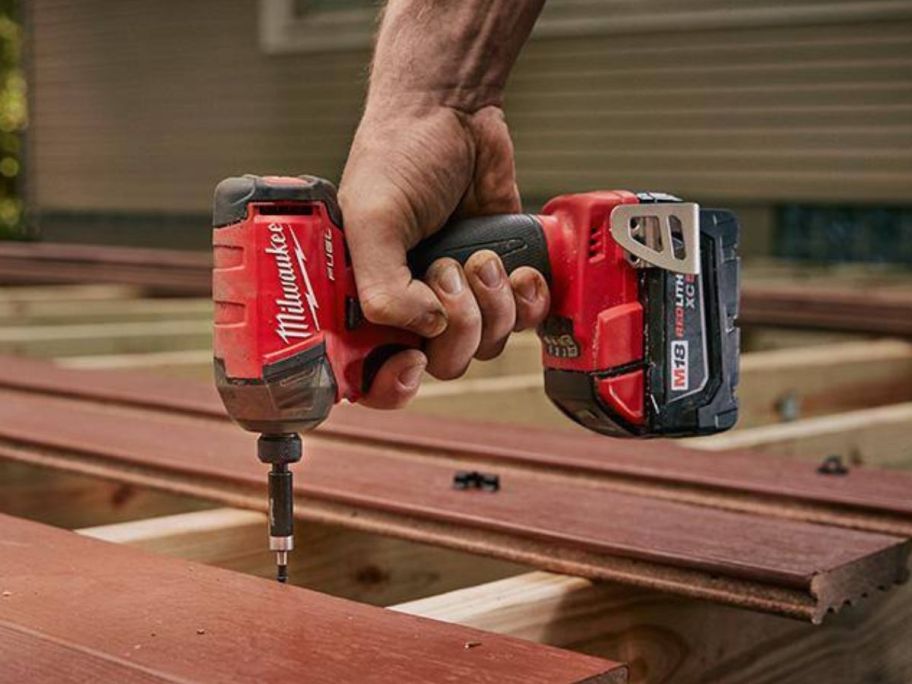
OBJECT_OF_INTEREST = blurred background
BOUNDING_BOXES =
[4,0,912,264]
[0,0,23,239]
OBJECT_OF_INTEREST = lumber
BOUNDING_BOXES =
[76,507,525,606]
[0,320,211,357]
[0,514,625,683]
[3,357,912,538]
[409,339,912,429]
[736,339,912,427]
[0,296,210,326]
[0,386,908,622]
[58,348,213,370]
[740,327,874,354]
[77,507,266,545]
[0,283,142,305]
[0,460,211,530]
[687,402,912,470]
[0,242,211,295]
[740,283,912,336]
[392,570,912,684]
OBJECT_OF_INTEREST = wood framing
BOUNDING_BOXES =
[2,281,912,682]
[76,507,525,607]
[688,401,912,469]
[392,570,912,684]
[0,362,910,622]
[410,338,912,429]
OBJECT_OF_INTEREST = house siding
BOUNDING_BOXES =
[28,0,912,252]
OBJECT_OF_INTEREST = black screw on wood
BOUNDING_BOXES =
[453,470,500,492]
[818,454,849,476]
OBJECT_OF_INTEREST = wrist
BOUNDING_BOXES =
[368,0,543,114]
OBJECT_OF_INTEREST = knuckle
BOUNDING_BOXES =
[360,291,398,325]
[446,301,482,333]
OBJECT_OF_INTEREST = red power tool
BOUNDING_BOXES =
[212,175,740,580]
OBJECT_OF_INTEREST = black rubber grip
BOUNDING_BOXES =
[407,214,551,283]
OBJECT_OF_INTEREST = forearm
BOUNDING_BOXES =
[369,0,545,113]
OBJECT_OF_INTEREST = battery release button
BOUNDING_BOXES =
[596,371,645,425]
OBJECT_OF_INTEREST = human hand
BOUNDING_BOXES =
[338,102,551,408]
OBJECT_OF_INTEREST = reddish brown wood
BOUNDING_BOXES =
[0,385,907,622]
[740,284,912,337]
[3,356,912,537]
[0,513,625,683]
[0,242,211,295]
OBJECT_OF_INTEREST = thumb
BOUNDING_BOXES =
[341,200,447,338]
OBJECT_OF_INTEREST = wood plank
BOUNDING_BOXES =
[0,242,211,295]
[58,348,212,370]
[0,320,210,357]
[0,460,211,529]
[0,387,907,622]
[408,339,912,429]
[392,571,912,684]
[3,356,912,538]
[740,283,912,336]
[688,402,912,469]
[77,508,526,607]
[0,283,142,305]
[736,339,912,426]
[0,296,210,325]
[740,327,874,353]
[0,514,625,683]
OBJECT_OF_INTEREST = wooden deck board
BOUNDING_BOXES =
[0,513,625,684]
[2,356,911,536]
[0,384,908,622]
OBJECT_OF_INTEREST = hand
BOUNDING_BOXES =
[338,103,551,408]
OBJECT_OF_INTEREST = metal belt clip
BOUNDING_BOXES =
[609,203,700,275]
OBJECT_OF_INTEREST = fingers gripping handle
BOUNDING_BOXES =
[407,214,552,283]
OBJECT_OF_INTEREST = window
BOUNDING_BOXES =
[259,0,378,54]
[776,205,912,266]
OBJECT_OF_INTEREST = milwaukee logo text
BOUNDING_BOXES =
[671,340,689,391]
[266,223,320,344]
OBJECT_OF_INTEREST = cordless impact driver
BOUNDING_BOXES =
[211,175,740,582]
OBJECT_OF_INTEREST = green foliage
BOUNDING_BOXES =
[0,0,24,238]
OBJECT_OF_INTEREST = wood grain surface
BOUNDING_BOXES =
[0,379,907,622]
[3,356,912,536]
[0,242,210,295]
[0,513,625,683]
[740,284,912,336]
